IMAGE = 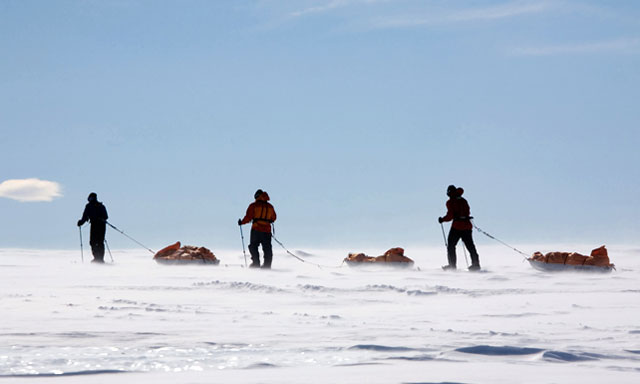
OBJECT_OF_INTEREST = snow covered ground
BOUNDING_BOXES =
[1,244,639,383]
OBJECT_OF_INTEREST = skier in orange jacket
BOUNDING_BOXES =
[438,185,481,271]
[238,189,277,268]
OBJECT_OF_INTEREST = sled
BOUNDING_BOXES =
[345,259,414,268]
[344,247,414,268]
[155,258,220,265]
[153,242,220,265]
[527,258,613,273]
[528,245,614,273]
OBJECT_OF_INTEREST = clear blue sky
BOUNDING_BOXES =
[1,0,639,251]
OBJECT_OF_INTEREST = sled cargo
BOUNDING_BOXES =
[153,242,220,265]
[527,245,614,273]
[344,247,414,268]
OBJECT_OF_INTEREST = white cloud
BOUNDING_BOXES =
[0,178,63,202]
[512,37,640,56]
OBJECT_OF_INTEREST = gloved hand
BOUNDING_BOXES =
[438,217,443,224]
[77,220,83,227]
[237,219,242,226]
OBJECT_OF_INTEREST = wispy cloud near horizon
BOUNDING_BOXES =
[512,37,640,56]
[370,1,553,29]
[288,0,388,18]
[449,1,551,22]
[0,178,63,202]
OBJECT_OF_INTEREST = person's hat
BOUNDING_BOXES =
[254,189,264,199]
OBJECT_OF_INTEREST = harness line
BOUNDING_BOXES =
[472,221,529,259]
[106,221,155,255]
[271,234,345,269]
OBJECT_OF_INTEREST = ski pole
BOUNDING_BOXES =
[79,226,84,263]
[440,222,448,247]
[239,224,248,267]
[105,238,114,263]
[462,244,470,268]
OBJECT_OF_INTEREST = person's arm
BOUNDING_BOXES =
[439,201,454,223]
[77,205,89,226]
[239,203,254,225]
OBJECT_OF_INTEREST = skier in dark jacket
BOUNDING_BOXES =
[77,192,109,263]
[438,185,481,271]
[238,189,277,268]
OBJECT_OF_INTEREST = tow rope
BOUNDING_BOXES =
[106,221,156,255]
[472,221,529,259]
[271,235,345,269]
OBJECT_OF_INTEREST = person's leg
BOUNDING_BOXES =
[248,229,261,267]
[461,230,480,269]
[90,224,105,263]
[261,232,273,268]
[446,229,462,268]
[92,243,105,263]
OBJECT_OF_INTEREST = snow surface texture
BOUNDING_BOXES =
[1,245,639,383]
